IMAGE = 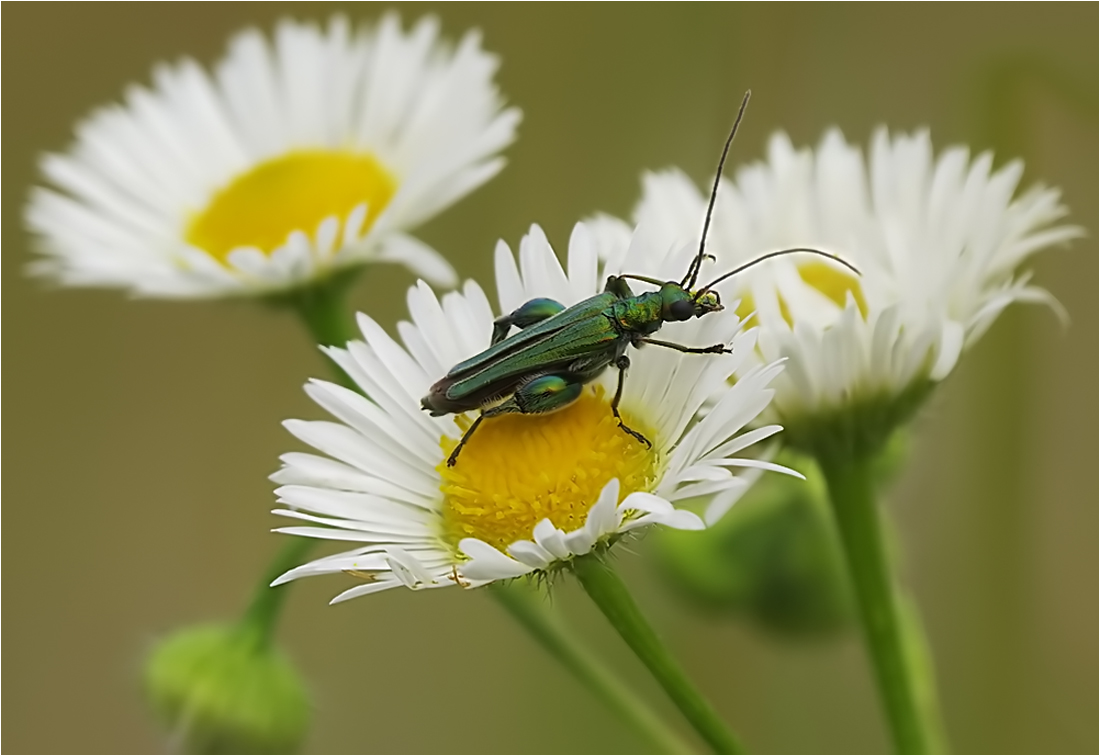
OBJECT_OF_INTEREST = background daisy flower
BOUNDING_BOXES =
[25,14,520,297]
[271,222,792,602]
[592,128,1080,448]
[590,126,1082,753]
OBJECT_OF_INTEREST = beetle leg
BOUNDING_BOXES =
[491,297,566,344]
[638,336,731,355]
[603,275,636,299]
[447,374,584,467]
[501,374,585,415]
[610,355,652,448]
[447,414,486,467]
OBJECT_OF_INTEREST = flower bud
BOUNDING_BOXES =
[144,623,309,754]
[657,453,854,638]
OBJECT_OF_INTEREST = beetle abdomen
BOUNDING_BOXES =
[421,373,527,416]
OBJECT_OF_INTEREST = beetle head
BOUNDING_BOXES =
[661,283,723,321]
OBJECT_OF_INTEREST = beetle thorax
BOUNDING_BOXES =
[611,292,665,335]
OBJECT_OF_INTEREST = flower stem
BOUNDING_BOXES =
[238,275,364,648]
[283,272,361,387]
[239,536,317,648]
[489,582,693,754]
[574,555,744,754]
[291,280,358,348]
[818,450,944,754]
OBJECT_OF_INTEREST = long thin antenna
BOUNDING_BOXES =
[681,89,752,290]
[694,247,861,298]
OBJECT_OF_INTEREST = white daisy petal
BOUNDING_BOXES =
[533,519,572,561]
[274,526,421,544]
[272,504,429,537]
[493,239,526,314]
[373,233,457,287]
[562,527,598,558]
[567,222,600,300]
[584,480,622,542]
[507,540,554,570]
[272,552,388,587]
[384,547,439,587]
[330,581,405,603]
[619,492,705,532]
[459,539,533,581]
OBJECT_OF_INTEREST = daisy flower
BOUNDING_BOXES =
[270,222,791,602]
[591,128,1080,450]
[26,14,520,297]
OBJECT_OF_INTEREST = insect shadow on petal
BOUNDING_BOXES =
[421,91,859,467]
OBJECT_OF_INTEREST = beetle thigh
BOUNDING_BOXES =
[484,374,584,417]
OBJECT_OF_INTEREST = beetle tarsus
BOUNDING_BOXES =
[616,419,652,448]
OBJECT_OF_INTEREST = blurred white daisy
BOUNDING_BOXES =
[270,222,791,602]
[592,128,1080,446]
[26,14,520,297]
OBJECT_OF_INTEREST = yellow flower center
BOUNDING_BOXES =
[438,389,659,555]
[734,260,867,326]
[186,150,397,262]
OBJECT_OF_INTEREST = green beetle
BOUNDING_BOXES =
[421,92,857,466]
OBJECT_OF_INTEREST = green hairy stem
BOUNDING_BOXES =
[819,450,944,754]
[490,582,693,754]
[575,555,745,754]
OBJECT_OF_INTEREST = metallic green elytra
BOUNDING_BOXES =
[421,91,859,466]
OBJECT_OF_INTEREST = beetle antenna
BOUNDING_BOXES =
[682,89,751,290]
[694,247,861,299]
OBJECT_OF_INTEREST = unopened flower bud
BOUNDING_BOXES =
[144,623,309,754]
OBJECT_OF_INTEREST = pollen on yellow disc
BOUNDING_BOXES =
[186,150,397,262]
[438,389,659,555]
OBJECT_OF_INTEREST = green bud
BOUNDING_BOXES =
[657,451,854,638]
[144,623,309,754]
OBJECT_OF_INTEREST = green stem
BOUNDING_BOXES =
[283,274,361,388]
[238,275,364,648]
[574,555,744,754]
[489,582,692,754]
[292,285,358,348]
[239,537,316,648]
[818,451,942,754]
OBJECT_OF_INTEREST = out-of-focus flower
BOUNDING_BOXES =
[27,15,519,298]
[270,222,793,602]
[592,128,1079,451]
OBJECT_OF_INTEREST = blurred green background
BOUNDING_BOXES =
[4,3,1096,753]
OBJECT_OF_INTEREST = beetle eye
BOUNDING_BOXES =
[668,299,696,321]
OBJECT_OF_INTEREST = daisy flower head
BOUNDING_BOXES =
[592,128,1080,454]
[270,222,792,602]
[26,14,520,298]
